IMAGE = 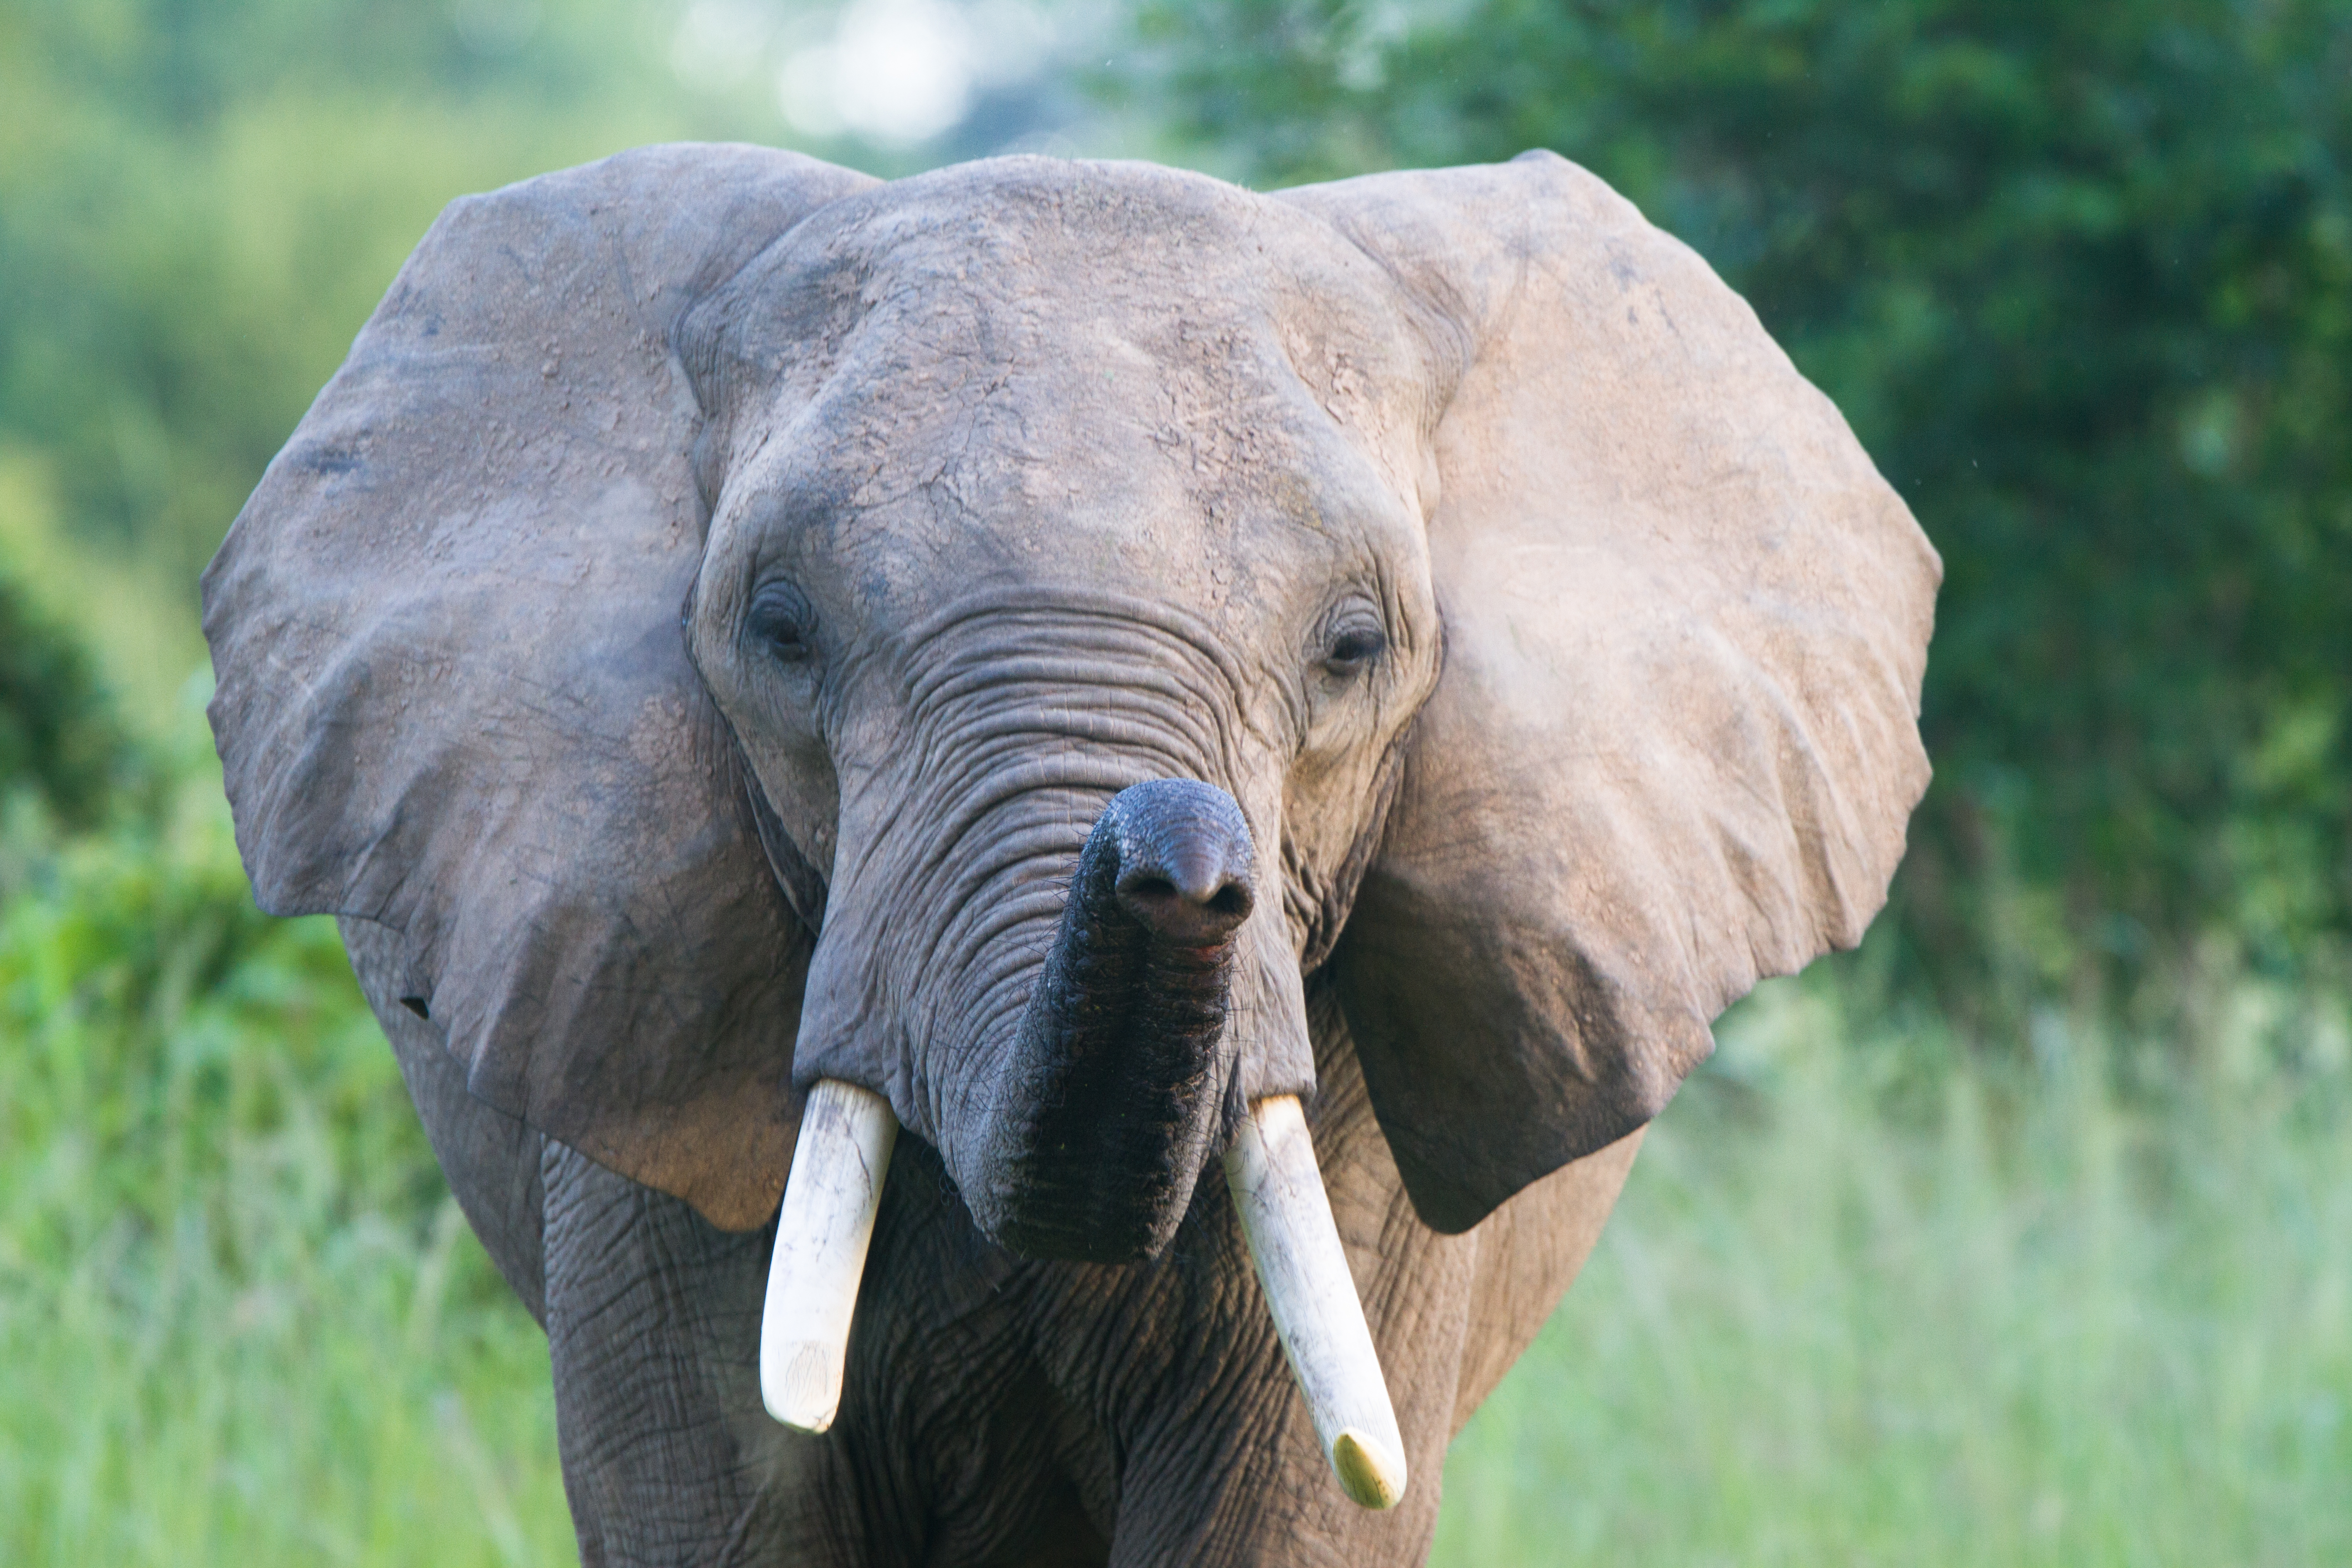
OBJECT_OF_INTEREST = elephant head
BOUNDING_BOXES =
[204,144,1936,1505]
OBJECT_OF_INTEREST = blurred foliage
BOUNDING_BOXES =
[0,0,788,720]
[0,564,133,828]
[0,694,570,1560]
[0,701,399,1248]
[1436,963,2352,1565]
[1116,0,2352,1030]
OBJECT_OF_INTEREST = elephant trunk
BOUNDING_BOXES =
[966,778,1255,1263]
[760,783,1409,1510]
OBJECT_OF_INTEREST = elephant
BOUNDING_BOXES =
[202,142,1938,1565]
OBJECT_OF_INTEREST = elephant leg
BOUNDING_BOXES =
[345,920,874,1562]
[339,916,547,1321]
[539,1140,866,1566]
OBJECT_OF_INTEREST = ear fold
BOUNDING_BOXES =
[203,145,876,1230]
[1280,154,1940,1234]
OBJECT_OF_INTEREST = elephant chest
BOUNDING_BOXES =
[539,1015,1500,1567]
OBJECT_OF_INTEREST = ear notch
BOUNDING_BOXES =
[203,145,876,1230]
[1280,153,1940,1234]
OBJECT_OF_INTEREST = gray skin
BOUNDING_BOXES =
[347,916,1637,1564]
[206,145,1939,1565]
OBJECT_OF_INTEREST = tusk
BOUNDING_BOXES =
[760,1078,898,1434]
[1225,1094,1408,1509]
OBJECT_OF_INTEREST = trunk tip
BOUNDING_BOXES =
[1331,1427,1408,1509]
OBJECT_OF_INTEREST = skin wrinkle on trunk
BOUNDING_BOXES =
[892,599,1253,801]
[869,633,1246,970]
[792,599,1301,1242]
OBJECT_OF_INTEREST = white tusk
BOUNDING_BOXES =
[1225,1094,1408,1509]
[760,1078,898,1434]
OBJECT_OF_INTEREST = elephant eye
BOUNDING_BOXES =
[745,582,815,663]
[1320,622,1387,680]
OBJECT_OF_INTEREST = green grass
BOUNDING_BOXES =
[1434,975,2352,1566]
[0,706,573,1564]
[7,704,2349,1564]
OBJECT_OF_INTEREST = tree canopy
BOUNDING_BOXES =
[1123,0,2352,1010]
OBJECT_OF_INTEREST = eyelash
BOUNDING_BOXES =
[746,583,815,662]
[1320,619,1387,678]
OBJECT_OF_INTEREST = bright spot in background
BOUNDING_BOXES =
[789,0,975,144]
[673,0,1054,147]
[671,0,777,91]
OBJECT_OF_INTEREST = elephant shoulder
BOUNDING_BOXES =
[340,916,549,1325]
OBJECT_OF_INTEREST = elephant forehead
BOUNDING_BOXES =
[695,159,1438,641]
[795,319,1344,524]
[781,154,1357,311]
[746,338,1423,629]
[719,156,1429,467]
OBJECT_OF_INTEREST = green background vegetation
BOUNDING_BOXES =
[4,0,2347,1560]
[1129,0,2352,1019]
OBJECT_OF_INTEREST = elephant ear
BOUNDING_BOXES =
[203,144,876,1230]
[1282,153,1940,1233]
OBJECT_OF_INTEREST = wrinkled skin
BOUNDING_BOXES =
[350,919,1637,1564]
[681,172,1452,1252]
[206,146,1937,1565]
